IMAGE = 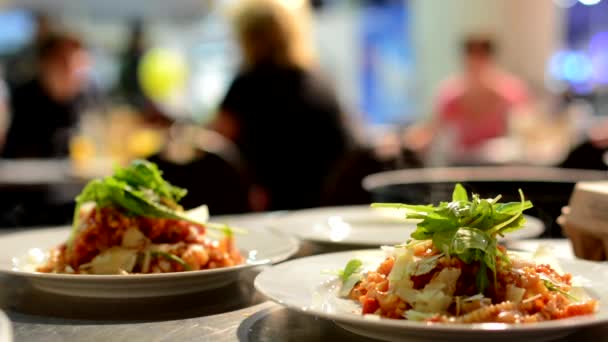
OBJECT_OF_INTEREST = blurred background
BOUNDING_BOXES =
[0,0,606,234]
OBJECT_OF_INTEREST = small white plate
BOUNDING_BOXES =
[255,250,608,342]
[271,205,545,246]
[0,225,298,298]
[0,310,11,342]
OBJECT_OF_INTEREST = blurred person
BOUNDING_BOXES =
[211,0,353,211]
[560,119,608,170]
[406,35,530,164]
[5,11,52,90]
[3,33,93,158]
[117,19,150,111]
[0,72,8,149]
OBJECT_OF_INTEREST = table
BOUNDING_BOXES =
[1,213,607,342]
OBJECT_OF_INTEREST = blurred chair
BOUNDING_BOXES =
[148,125,249,215]
[560,119,608,170]
[321,145,422,206]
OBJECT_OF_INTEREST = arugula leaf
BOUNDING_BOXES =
[494,201,533,215]
[371,203,435,213]
[151,251,192,271]
[452,183,469,202]
[371,183,534,293]
[337,259,364,297]
[340,259,363,282]
[70,160,233,244]
[432,227,496,290]
[113,159,187,205]
[476,262,490,294]
[449,228,492,255]
[543,279,578,301]
[488,189,527,236]
[74,176,202,226]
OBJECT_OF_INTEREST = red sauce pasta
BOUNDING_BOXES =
[347,242,597,323]
[37,207,242,274]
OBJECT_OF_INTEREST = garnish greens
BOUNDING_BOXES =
[70,159,233,244]
[543,279,578,302]
[337,258,364,297]
[372,184,533,293]
[340,259,363,282]
[151,251,192,271]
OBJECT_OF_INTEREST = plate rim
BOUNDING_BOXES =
[270,205,544,246]
[0,309,11,342]
[254,249,608,334]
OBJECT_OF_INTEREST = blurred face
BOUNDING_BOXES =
[42,46,91,101]
[464,49,491,75]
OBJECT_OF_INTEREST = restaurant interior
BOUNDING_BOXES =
[0,0,607,341]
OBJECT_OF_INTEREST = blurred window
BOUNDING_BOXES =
[0,10,35,55]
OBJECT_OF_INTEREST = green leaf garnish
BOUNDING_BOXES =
[340,259,363,282]
[543,279,578,301]
[70,159,233,245]
[113,159,187,205]
[372,184,533,293]
[151,251,192,271]
[205,222,248,236]
[452,183,469,202]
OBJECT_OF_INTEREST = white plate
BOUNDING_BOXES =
[0,225,298,298]
[0,310,11,342]
[255,250,608,342]
[271,205,545,246]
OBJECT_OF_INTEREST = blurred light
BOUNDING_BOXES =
[192,66,228,118]
[139,48,188,102]
[571,83,594,95]
[563,52,593,83]
[0,9,34,53]
[591,53,608,83]
[326,216,351,242]
[589,32,608,83]
[553,0,578,8]
[589,31,608,56]
[548,51,568,79]
[127,129,163,158]
[281,0,306,10]
[548,50,593,84]
[578,0,602,5]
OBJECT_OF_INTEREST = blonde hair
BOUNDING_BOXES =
[231,0,315,70]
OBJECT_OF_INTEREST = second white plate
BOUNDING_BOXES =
[0,223,298,298]
[271,205,545,246]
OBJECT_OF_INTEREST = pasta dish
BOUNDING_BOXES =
[338,185,598,323]
[37,160,243,274]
